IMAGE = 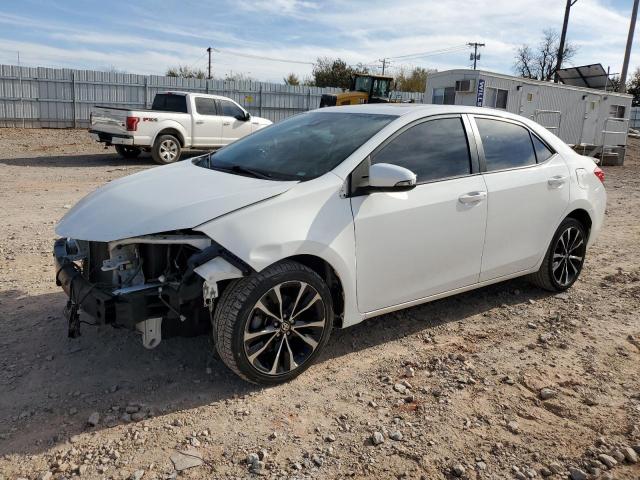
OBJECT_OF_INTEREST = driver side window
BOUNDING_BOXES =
[371,117,471,183]
[219,100,245,118]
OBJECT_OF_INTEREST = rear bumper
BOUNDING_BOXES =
[89,129,135,146]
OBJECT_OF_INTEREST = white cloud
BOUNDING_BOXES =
[0,0,637,83]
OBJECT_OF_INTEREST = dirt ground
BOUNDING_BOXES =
[0,128,639,480]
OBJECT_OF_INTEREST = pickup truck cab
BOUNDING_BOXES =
[89,92,272,164]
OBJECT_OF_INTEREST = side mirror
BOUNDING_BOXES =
[368,163,417,191]
[236,111,250,121]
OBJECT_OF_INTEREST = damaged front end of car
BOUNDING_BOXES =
[54,232,252,348]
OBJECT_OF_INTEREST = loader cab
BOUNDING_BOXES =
[352,74,393,103]
[319,74,394,108]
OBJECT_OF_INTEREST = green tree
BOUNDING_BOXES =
[311,58,369,89]
[284,73,300,85]
[394,67,434,92]
[627,68,640,107]
[166,65,206,79]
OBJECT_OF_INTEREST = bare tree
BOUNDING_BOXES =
[628,67,640,106]
[514,29,577,81]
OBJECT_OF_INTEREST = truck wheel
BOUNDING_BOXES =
[213,260,334,385]
[114,145,141,159]
[151,135,181,164]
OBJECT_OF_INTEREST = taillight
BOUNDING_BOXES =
[594,166,605,183]
[126,116,140,131]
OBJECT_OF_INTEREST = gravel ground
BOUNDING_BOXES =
[0,129,639,480]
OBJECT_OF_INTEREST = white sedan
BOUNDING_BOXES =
[54,104,606,384]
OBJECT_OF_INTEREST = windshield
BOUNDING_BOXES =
[197,112,396,181]
[371,79,391,98]
[354,76,372,93]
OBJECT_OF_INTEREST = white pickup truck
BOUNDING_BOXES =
[89,92,272,164]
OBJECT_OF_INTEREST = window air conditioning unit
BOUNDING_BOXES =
[455,79,476,93]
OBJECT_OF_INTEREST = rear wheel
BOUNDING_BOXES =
[114,145,141,159]
[213,261,333,385]
[151,134,181,164]
[529,218,587,291]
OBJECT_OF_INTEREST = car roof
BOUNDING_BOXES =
[315,103,523,119]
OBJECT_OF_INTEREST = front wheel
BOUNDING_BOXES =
[213,261,334,385]
[151,134,181,164]
[114,145,141,159]
[529,218,587,291]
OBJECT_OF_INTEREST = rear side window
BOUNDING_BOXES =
[220,100,245,118]
[151,94,188,113]
[476,118,536,171]
[195,97,218,115]
[372,117,471,183]
[531,134,554,162]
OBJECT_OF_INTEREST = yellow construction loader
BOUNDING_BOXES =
[319,73,394,107]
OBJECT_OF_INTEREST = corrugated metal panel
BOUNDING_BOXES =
[425,69,633,148]
[0,64,390,127]
[629,107,640,129]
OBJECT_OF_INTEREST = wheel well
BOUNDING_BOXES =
[287,255,345,328]
[155,128,184,147]
[566,209,592,238]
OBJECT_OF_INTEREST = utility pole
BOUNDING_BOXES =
[619,0,639,93]
[467,43,485,70]
[556,0,578,83]
[379,58,389,75]
[207,47,212,80]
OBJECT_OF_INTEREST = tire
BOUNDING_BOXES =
[213,260,334,385]
[529,218,587,292]
[151,134,181,164]
[114,145,141,159]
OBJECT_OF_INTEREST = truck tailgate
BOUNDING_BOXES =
[91,106,129,135]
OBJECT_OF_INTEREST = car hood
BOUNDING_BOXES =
[55,159,297,242]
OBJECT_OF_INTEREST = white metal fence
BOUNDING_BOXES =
[631,107,640,129]
[0,64,424,128]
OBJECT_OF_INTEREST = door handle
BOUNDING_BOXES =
[458,191,487,204]
[223,122,231,126]
[195,120,204,125]
[548,175,567,187]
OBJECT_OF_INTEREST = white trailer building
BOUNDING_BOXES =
[424,69,632,164]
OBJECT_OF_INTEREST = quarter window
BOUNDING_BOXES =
[220,100,245,118]
[476,118,536,171]
[531,135,554,163]
[371,117,471,183]
[195,97,218,115]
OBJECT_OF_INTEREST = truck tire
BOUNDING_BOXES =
[114,145,141,159]
[151,134,181,164]
[213,260,334,385]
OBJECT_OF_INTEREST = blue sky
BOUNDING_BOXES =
[0,0,637,83]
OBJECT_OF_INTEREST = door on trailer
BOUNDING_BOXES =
[519,85,539,121]
[580,95,600,145]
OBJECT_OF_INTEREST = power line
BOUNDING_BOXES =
[388,44,469,61]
